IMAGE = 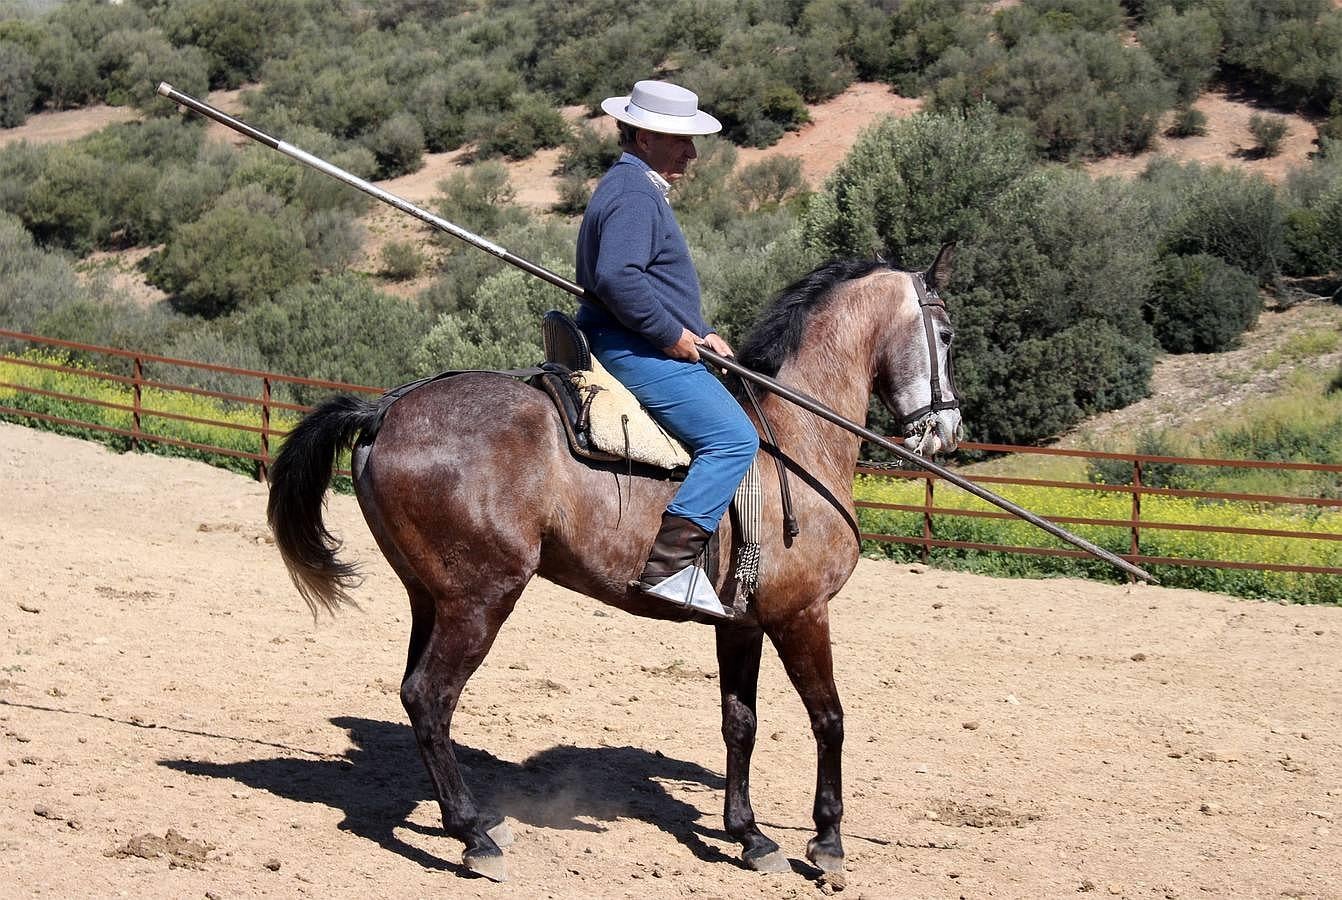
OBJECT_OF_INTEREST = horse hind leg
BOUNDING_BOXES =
[716,625,790,874]
[400,573,528,882]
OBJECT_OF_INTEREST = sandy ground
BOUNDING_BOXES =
[1,423,1340,899]
[1084,91,1320,184]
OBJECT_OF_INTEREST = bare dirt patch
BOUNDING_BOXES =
[1,422,1339,898]
[734,82,923,190]
[0,105,138,148]
[1085,90,1321,183]
[75,247,169,309]
[0,87,254,150]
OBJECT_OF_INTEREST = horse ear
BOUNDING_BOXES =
[925,242,956,291]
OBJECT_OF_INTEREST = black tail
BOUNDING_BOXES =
[267,395,380,616]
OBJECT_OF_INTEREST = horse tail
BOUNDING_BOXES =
[267,394,379,617]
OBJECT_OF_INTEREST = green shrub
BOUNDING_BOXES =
[683,62,810,148]
[365,111,425,178]
[433,161,530,236]
[236,274,430,402]
[475,92,569,160]
[1167,106,1208,137]
[927,27,1174,159]
[552,173,591,217]
[1085,428,1194,488]
[1143,160,1287,284]
[1248,112,1289,157]
[380,240,426,281]
[732,155,806,209]
[19,147,116,253]
[157,0,303,89]
[416,256,574,372]
[0,40,35,127]
[150,184,314,317]
[1216,0,1342,112]
[804,108,1158,444]
[302,208,363,273]
[1147,253,1262,353]
[558,123,619,179]
[1321,101,1342,144]
[29,26,98,109]
[1138,6,1222,103]
[0,212,94,337]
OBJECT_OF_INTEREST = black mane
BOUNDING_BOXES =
[736,259,891,376]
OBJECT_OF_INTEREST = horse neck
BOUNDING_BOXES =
[763,274,896,484]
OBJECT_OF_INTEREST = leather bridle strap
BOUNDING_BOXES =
[896,272,959,431]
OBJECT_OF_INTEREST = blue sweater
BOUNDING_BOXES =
[575,153,712,349]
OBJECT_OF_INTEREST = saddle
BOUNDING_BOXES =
[532,311,692,471]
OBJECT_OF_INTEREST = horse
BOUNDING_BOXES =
[266,248,963,883]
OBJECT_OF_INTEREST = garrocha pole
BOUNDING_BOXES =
[156,82,1156,584]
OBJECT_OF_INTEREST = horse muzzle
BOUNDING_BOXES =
[905,409,962,457]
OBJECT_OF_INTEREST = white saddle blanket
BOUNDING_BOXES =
[574,359,692,469]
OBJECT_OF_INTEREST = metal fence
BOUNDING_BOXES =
[3,328,1339,580]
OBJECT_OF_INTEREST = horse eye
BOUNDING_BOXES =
[940,330,954,346]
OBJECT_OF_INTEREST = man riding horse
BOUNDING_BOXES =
[575,80,757,619]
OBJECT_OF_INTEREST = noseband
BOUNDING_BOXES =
[894,271,959,433]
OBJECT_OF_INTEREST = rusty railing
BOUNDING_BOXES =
[2,328,1339,581]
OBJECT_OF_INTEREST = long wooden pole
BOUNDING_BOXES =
[157,82,1157,584]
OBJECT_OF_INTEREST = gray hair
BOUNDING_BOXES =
[616,121,640,147]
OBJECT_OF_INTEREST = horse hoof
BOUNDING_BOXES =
[744,847,791,874]
[487,820,514,848]
[463,848,508,882]
[806,849,843,874]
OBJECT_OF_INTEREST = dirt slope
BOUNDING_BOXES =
[1,423,1339,899]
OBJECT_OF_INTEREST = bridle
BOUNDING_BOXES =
[893,270,960,434]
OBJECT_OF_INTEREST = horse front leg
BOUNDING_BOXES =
[716,624,790,874]
[769,601,845,874]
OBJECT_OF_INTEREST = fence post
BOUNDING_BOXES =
[1129,456,1143,582]
[131,357,143,451]
[922,475,935,564]
[259,377,271,483]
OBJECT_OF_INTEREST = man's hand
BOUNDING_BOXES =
[663,328,701,362]
[699,332,735,358]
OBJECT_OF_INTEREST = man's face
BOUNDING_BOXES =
[637,130,698,183]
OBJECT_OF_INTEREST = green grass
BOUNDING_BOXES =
[855,475,1342,603]
[1255,330,1341,372]
[0,351,298,478]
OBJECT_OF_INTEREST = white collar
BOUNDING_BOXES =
[645,167,671,199]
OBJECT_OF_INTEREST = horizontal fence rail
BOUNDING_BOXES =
[2,329,1339,587]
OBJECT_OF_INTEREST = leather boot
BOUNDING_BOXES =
[639,513,711,589]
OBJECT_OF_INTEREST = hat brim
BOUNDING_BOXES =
[601,96,721,136]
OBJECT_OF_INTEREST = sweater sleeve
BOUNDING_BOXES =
[590,192,687,350]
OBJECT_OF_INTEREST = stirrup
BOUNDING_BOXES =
[640,565,733,619]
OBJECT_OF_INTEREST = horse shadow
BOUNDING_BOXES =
[160,716,736,876]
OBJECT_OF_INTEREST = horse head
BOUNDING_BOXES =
[874,243,963,457]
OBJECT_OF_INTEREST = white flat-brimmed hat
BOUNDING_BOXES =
[601,81,721,136]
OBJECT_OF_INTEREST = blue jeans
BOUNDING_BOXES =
[587,326,759,533]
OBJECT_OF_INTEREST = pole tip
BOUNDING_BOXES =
[156,82,173,97]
